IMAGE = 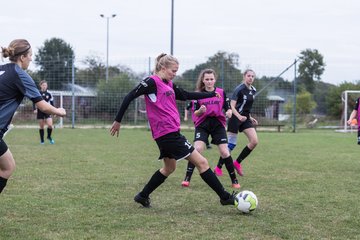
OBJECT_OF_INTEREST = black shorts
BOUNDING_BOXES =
[0,138,8,156]
[155,131,194,160]
[194,117,228,145]
[37,110,51,120]
[227,115,254,133]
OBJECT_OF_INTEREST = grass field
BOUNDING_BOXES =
[1,128,359,240]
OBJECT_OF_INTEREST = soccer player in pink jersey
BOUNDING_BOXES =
[181,69,240,189]
[110,54,236,208]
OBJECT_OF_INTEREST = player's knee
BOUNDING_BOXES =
[193,157,209,172]
[195,145,204,153]
[0,163,15,179]
[249,138,258,149]
[219,148,230,159]
[162,165,176,175]
[227,134,237,151]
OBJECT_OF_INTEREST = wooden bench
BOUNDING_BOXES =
[255,124,285,132]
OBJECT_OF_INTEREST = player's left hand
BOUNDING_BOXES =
[251,117,258,126]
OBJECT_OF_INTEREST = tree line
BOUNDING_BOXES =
[29,37,360,120]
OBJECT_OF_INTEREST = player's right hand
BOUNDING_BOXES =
[199,105,206,113]
[57,108,66,117]
[110,121,121,137]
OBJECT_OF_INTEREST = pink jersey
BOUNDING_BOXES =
[357,98,360,131]
[145,75,180,139]
[191,87,226,127]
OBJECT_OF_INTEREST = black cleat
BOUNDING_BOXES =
[220,191,237,206]
[134,193,151,208]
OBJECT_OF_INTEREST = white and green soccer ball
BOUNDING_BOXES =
[235,190,258,213]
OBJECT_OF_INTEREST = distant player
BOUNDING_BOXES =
[33,80,55,144]
[347,97,360,144]
[0,39,66,194]
[215,69,259,176]
[181,69,240,189]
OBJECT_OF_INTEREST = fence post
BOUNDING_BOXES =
[221,58,224,89]
[59,92,63,128]
[71,55,75,129]
[292,59,297,133]
[134,98,138,125]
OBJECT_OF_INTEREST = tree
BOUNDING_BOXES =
[173,51,242,118]
[76,55,106,87]
[312,81,336,115]
[176,51,242,93]
[34,38,74,90]
[298,49,326,93]
[285,90,317,115]
[326,81,360,118]
[95,71,136,117]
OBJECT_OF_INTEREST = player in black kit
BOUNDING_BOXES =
[34,80,55,144]
[214,69,259,177]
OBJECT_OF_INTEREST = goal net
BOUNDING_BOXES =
[340,90,360,132]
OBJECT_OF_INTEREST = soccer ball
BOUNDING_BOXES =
[235,190,258,213]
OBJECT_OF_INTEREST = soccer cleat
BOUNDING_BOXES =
[40,141,45,145]
[220,191,237,206]
[134,193,151,208]
[181,180,190,187]
[231,179,241,189]
[214,166,223,176]
[233,160,244,176]
[48,137,55,144]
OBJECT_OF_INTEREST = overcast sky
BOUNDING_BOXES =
[1,0,359,85]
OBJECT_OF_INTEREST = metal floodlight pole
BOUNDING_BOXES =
[170,0,174,55]
[100,14,116,83]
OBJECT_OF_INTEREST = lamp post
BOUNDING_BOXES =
[170,0,174,55]
[100,14,116,83]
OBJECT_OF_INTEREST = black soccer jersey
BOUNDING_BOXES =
[40,90,54,105]
[231,83,256,117]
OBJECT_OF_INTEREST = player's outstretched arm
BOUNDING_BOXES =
[35,100,66,117]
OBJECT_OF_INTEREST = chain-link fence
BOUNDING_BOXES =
[5,55,305,131]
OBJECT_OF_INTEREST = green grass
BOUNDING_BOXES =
[1,128,360,239]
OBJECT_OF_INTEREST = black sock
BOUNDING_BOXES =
[47,128,52,139]
[236,146,252,164]
[184,162,195,182]
[140,170,167,198]
[0,176,8,193]
[223,156,237,183]
[217,157,224,169]
[200,168,230,200]
[39,129,44,142]
[358,131,360,144]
